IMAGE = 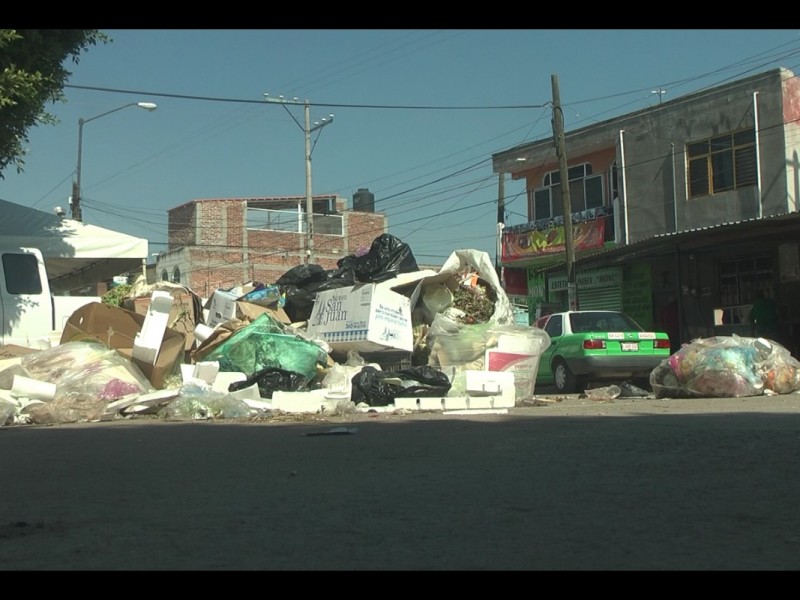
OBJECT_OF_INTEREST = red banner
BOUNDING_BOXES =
[502,219,606,262]
[502,267,528,296]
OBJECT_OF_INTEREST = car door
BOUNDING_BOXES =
[536,313,563,383]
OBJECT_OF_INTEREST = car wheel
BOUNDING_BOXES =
[553,358,577,393]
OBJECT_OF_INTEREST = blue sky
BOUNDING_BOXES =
[2,29,799,267]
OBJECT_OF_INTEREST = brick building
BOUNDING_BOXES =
[154,192,387,299]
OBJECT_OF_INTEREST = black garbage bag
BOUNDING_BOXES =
[337,233,419,284]
[277,265,356,323]
[275,263,328,287]
[351,365,451,407]
[229,367,309,399]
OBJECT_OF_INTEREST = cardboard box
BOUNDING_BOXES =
[205,291,290,329]
[60,302,186,390]
[205,289,240,328]
[125,292,198,351]
[305,270,437,354]
[0,344,38,360]
[236,301,291,325]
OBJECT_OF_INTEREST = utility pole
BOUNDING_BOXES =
[496,172,505,279]
[71,180,81,222]
[551,74,578,311]
[651,88,667,104]
[303,101,314,264]
[264,94,334,265]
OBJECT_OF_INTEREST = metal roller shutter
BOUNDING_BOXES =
[578,284,622,311]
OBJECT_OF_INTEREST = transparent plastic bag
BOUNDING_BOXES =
[20,341,154,399]
[0,399,15,426]
[161,382,252,420]
[650,334,800,398]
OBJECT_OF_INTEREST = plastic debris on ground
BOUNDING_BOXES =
[584,385,622,401]
[303,427,359,436]
[160,382,253,421]
[617,381,652,398]
[650,334,800,398]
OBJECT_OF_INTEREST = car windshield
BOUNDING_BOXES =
[568,312,643,333]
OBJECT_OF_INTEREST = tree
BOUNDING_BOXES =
[0,29,108,178]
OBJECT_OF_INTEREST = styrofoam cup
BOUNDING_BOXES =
[10,375,56,400]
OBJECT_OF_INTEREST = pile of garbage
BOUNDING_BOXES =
[0,235,551,426]
[650,334,800,398]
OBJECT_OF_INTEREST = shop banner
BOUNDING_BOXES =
[502,219,605,262]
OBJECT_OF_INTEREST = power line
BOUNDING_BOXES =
[65,84,546,110]
[54,39,800,267]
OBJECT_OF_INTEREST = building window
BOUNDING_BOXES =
[313,214,344,236]
[718,255,772,307]
[160,269,169,282]
[248,207,303,233]
[687,129,757,198]
[529,163,604,221]
[246,207,343,236]
[172,266,181,284]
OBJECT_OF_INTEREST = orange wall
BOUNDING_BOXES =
[522,147,617,218]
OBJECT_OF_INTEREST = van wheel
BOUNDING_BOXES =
[553,359,577,393]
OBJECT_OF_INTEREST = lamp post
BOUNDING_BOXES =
[72,101,158,222]
[264,94,334,264]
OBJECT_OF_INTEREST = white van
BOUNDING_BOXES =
[0,247,99,348]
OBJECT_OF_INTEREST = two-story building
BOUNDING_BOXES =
[493,67,800,353]
[154,189,387,298]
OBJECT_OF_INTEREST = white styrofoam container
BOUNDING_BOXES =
[131,291,174,365]
[484,331,548,402]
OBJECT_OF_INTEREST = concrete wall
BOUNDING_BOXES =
[494,68,798,244]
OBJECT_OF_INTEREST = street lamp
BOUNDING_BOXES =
[72,101,158,221]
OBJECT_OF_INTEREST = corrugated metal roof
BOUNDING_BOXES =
[537,211,800,273]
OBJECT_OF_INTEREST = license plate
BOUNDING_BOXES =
[621,342,638,352]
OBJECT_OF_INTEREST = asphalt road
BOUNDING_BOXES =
[2,391,800,571]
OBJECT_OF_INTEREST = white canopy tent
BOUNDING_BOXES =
[0,198,149,292]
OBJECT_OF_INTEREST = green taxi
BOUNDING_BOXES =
[534,310,672,393]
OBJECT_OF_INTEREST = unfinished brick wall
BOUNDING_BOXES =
[346,212,389,255]
[167,203,197,250]
[170,196,389,296]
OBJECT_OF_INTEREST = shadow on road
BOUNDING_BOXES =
[1,406,798,571]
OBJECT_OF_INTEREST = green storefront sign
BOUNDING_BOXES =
[622,263,652,329]
[548,267,622,292]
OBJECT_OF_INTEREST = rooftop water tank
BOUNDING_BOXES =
[353,188,375,212]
